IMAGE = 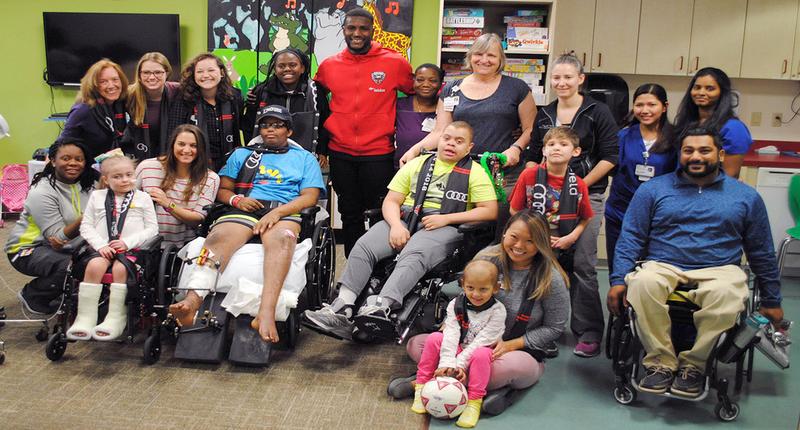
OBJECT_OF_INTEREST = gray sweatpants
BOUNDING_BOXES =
[339,220,462,306]
[9,245,71,304]
[569,193,606,343]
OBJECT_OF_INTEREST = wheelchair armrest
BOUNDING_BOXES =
[458,221,495,235]
[137,235,163,252]
[364,208,384,227]
[300,206,320,217]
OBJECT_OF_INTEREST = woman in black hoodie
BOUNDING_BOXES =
[526,53,619,359]
[242,48,330,167]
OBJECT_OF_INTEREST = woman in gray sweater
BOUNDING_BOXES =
[392,211,570,415]
[5,139,97,314]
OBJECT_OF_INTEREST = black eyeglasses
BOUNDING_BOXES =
[258,122,287,130]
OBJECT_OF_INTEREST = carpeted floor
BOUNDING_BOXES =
[0,220,421,430]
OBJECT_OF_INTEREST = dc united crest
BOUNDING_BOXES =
[371,71,386,85]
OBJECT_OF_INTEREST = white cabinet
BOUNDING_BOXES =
[589,0,641,74]
[552,0,595,68]
[740,0,799,79]
[687,0,748,76]
[636,0,694,75]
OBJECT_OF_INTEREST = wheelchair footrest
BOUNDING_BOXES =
[174,293,230,364]
[354,313,398,340]
[228,315,272,367]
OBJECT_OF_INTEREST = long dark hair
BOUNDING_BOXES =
[179,53,237,103]
[674,67,737,135]
[622,83,674,154]
[32,139,97,192]
[264,48,311,87]
[159,124,210,203]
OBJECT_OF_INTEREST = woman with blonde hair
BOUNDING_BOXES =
[59,59,129,158]
[391,211,570,416]
[123,52,180,160]
[399,33,536,190]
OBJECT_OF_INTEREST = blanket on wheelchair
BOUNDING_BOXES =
[176,237,311,321]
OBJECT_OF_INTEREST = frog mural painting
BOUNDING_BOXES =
[208,0,414,94]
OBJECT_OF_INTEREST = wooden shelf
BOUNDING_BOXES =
[442,47,550,55]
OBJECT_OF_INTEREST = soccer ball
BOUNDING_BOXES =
[420,376,468,419]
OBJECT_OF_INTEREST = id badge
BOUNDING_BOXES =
[443,96,459,112]
[635,164,655,181]
[421,117,436,132]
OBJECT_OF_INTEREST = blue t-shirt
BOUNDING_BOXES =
[219,144,325,203]
[720,118,752,155]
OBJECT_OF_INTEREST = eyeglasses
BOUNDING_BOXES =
[141,70,166,77]
[258,122,287,130]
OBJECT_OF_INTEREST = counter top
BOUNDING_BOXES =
[743,140,800,169]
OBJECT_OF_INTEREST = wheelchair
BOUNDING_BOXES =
[156,202,336,366]
[606,277,760,422]
[44,235,167,364]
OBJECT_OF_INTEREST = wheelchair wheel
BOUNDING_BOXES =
[143,333,161,365]
[35,325,49,342]
[715,402,740,421]
[157,243,181,308]
[0,351,5,365]
[307,219,336,309]
[45,332,67,361]
[613,385,636,405]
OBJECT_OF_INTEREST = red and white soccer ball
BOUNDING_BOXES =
[421,376,468,419]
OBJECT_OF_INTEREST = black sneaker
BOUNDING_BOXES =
[482,386,525,416]
[638,366,675,394]
[387,373,417,399]
[670,365,705,398]
[17,290,51,315]
[353,304,396,339]
[544,341,559,358]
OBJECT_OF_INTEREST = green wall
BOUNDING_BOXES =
[0,1,440,165]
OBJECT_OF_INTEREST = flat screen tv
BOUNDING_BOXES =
[43,12,181,86]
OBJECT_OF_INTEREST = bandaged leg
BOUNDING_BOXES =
[93,283,127,340]
[169,247,220,327]
[66,282,102,341]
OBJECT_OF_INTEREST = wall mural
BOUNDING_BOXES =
[208,0,413,95]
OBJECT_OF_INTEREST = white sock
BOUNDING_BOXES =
[92,283,127,341]
[66,282,102,341]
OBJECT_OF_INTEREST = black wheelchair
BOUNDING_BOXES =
[606,277,760,422]
[156,202,336,366]
[44,235,167,363]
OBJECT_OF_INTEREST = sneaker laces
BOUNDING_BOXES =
[678,366,702,380]
[649,366,673,377]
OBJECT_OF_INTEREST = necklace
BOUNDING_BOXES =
[413,96,435,113]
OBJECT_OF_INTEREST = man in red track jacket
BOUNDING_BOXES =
[315,7,413,256]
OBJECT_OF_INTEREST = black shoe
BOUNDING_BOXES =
[482,387,525,416]
[17,290,51,315]
[670,365,705,398]
[638,366,675,394]
[544,341,559,358]
[353,304,396,339]
[387,374,417,399]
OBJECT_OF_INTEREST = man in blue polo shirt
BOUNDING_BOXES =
[607,127,783,398]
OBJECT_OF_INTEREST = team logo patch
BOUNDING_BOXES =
[371,71,386,85]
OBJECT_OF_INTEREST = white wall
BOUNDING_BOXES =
[619,74,800,141]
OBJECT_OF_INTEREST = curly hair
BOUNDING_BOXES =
[32,139,98,192]
[178,53,237,103]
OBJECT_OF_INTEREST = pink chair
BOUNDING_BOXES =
[0,164,29,227]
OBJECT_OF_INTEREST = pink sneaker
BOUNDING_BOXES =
[573,341,600,357]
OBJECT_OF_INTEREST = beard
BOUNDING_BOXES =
[681,160,720,178]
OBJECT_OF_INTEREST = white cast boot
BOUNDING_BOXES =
[66,282,102,341]
[92,283,128,341]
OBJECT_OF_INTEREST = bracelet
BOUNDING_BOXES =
[232,195,243,208]
[164,201,177,213]
[511,144,524,153]
[228,194,243,207]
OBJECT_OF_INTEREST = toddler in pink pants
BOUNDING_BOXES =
[412,259,506,428]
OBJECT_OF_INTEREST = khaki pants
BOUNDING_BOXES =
[625,261,748,370]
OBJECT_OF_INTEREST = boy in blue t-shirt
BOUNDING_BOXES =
[169,105,325,344]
